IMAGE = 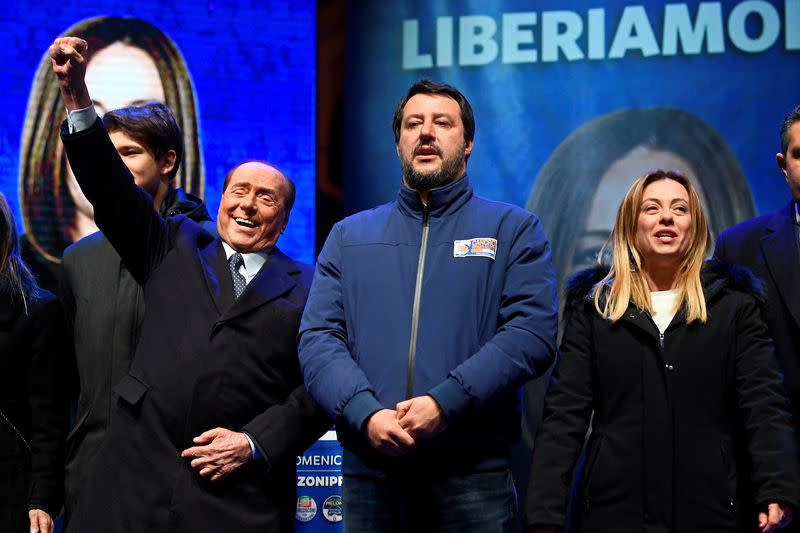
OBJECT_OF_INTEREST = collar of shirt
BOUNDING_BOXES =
[221,241,271,284]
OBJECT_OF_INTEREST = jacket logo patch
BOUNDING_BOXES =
[453,238,497,260]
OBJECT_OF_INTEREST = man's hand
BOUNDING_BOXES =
[759,502,793,532]
[180,428,252,482]
[364,409,415,456]
[396,395,447,440]
[28,508,54,533]
[48,37,91,111]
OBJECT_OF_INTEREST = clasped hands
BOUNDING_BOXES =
[364,395,447,457]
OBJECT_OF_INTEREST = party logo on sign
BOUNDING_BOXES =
[322,495,343,523]
[296,495,317,522]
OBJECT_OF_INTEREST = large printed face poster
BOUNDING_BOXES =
[1,0,316,292]
[344,0,800,288]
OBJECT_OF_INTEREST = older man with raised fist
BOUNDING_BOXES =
[50,36,329,533]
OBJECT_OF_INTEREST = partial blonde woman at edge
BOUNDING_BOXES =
[0,193,67,533]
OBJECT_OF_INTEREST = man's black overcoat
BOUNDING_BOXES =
[62,119,329,532]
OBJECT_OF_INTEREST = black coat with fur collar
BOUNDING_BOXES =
[0,284,67,529]
[524,260,799,533]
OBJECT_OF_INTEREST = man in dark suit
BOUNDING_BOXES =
[715,105,800,531]
[51,36,329,532]
[59,101,215,521]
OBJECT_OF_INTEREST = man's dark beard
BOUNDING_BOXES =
[401,145,466,191]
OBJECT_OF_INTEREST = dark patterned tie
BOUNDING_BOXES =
[229,252,246,298]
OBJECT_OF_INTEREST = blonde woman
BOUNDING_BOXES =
[0,193,66,532]
[525,171,799,533]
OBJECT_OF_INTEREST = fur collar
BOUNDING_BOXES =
[563,265,608,314]
[701,258,765,302]
[563,259,764,312]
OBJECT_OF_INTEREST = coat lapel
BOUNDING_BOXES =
[760,203,800,328]
[216,247,298,324]
[197,239,235,315]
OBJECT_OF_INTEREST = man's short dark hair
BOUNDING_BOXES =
[780,104,800,155]
[103,102,184,180]
[391,79,475,145]
[222,161,296,213]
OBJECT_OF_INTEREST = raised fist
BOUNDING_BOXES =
[50,37,87,79]
[49,37,91,110]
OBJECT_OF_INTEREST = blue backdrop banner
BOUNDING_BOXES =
[344,0,800,285]
[1,0,316,284]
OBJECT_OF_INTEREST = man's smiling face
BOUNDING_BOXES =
[217,162,289,253]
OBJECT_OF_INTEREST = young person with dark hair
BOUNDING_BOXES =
[59,100,215,520]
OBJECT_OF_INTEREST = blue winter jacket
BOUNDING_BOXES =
[299,176,558,475]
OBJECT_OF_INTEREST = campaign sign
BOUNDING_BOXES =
[344,0,800,287]
[296,430,344,532]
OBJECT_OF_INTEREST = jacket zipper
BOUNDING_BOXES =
[0,407,31,454]
[406,206,430,399]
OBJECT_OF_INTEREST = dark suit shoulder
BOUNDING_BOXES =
[60,232,120,297]
[168,215,218,250]
[272,248,314,287]
[63,231,107,260]
[290,257,314,278]
[296,261,314,289]
[718,203,794,244]
[715,206,795,267]
[717,213,774,243]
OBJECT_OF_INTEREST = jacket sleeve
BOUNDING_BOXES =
[523,301,595,529]
[26,295,68,517]
[734,294,800,508]
[60,119,171,285]
[428,213,558,422]
[298,223,384,432]
[242,384,331,470]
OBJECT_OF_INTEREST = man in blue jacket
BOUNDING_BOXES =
[299,80,558,531]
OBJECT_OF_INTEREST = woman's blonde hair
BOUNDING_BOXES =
[0,193,39,313]
[593,170,711,323]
